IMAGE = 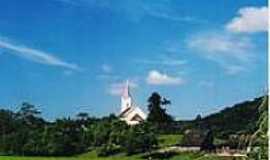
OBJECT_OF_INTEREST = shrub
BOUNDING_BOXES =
[96,143,120,157]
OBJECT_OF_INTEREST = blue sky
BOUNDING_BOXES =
[0,0,268,120]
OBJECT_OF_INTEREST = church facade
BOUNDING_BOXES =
[119,81,146,125]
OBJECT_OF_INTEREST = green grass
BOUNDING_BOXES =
[0,151,141,160]
[158,134,183,147]
[0,151,245,160]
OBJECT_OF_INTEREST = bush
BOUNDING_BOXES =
[124,123,158,155]
[200,130,215,151]
[96,143,120,157]
[181,129,205,146]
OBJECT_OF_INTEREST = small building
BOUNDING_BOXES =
[119,81,146,125]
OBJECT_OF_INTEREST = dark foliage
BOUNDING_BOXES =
[175,96,264,139]
[96,144,121,157]
[199,97,263,138]
[123,122,158,155]
[200,130,215,151]
[147,92,174,133]
[0,103,158,157]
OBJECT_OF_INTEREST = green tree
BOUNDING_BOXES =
[14,103,46,155]
[147,92,173,132]
[17,102,44,128]
[0,109,17,154]
[123,123,158,155]
[45,118,87,156]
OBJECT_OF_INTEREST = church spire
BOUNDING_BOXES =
[122,80,130,99]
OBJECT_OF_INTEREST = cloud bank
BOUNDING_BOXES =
[187,32,254,75]
[226,6,268,33]
[186,6,268,75]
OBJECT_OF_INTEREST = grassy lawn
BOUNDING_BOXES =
[158,134,183,147]
[0,151,245,160]
[0,151,140,160]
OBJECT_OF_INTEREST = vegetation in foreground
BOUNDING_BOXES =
[248,96,268,160]
[0,151,244,160]
[0,92,267,160]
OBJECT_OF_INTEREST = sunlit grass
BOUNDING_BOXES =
[158,134,183,147]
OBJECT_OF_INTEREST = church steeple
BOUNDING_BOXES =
[121,80,132,112]
[122,80,130,99]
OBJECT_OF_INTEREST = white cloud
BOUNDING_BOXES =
[187,32,254,74]
[187,6,267,74]
[0,37,81,71]
[226,6,268,33]
[188,32,253,61]
[146,70,184,85]
[108,80,138,96]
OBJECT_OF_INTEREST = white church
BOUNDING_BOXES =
[119,81,147,125]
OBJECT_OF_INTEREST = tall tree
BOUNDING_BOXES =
[17,102,44,128]
[147,92,173,132]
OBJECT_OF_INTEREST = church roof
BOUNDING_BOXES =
[119,106,146,123]
[119,107,132,117]
[130,114,144,122]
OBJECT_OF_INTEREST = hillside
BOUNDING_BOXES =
[177,96,265,138]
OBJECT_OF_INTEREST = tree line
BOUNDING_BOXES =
[0,92,173,156]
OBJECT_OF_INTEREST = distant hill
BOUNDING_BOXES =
[177,96,265,138]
